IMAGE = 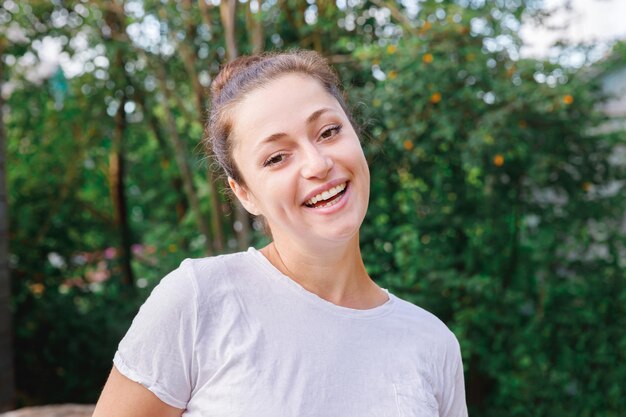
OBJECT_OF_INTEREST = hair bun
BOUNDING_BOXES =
[210,55,266,99]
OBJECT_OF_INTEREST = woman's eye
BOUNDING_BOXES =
[263,153,286,167]
[320,123,343,140]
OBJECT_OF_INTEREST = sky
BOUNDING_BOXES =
[519,0,626,62]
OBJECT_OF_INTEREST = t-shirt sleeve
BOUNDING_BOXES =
[113,259,198,409]
[439,333,468,417]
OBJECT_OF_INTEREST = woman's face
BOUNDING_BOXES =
[228,73,370,249]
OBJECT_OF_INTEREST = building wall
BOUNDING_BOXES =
[602,65,626,117]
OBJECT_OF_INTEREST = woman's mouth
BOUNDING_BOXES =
[303,182,348,208]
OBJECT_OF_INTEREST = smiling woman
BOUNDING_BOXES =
[226,72,370,253]
[92,50,468,417]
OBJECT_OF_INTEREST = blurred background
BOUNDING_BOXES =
[1,0,625,415]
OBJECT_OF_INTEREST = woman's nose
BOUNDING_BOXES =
[300,145,333,179]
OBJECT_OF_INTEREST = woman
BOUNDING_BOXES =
[93,50,468,417]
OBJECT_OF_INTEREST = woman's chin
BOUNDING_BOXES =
[305,226,362,249]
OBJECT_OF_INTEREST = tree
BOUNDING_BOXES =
[354,1,626,414]
[0,39,16,412]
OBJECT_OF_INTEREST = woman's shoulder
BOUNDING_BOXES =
[181,248,252,274]
[390,294,461,351]
[162,249,261,303]
[135,249,257,324]
[177,248,258,287]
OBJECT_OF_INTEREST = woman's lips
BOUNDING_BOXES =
[304,182,348,208]
[301,178,350,206]
[302,182,350,214]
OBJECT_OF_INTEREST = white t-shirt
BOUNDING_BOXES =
[113,247,468,417]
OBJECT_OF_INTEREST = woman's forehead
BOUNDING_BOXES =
[231,74,344,145]
[240,73,338,114]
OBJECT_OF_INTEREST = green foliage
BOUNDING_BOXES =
[13,277,143,404]
[3,0,625,414]
[355,5,626,415]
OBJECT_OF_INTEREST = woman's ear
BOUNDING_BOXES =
[228,177,261,216]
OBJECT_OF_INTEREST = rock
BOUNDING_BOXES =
[0,404,95,417]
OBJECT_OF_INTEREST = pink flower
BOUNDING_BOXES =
[131,244,143,255]
[103,247,117,259]
[86,261,111,283]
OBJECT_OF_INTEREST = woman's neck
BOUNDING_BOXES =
[259,236,388,309]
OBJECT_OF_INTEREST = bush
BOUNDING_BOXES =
[354,17,626,416]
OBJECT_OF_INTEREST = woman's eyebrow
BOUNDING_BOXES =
[305,107,334,125]
[255,107,336,150]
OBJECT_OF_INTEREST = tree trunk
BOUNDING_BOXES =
[220,0,252,250]
[128,75,189,225]
[178,0,226,253]
[246,0,264,54]
[156,64,213,255]
[104,7,135,287]
[0,44,16,412]
[220,0,238,62]
[109,91,134,287]
[197,0,214,34]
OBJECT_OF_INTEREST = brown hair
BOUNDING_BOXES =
[203,49,358,186]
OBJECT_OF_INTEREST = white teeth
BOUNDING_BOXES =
[305,182,347,207]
